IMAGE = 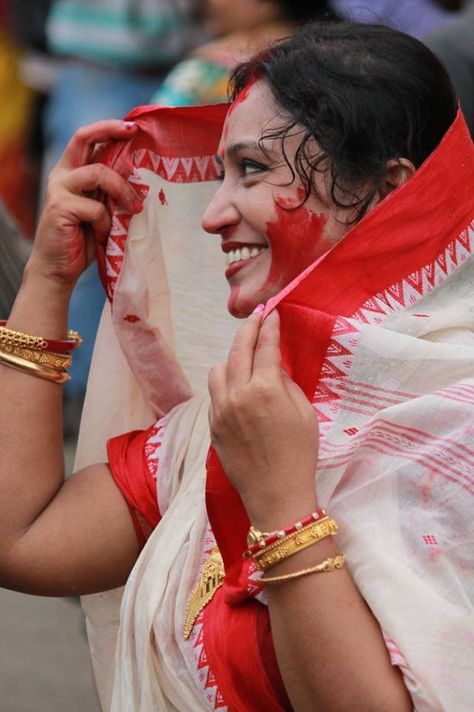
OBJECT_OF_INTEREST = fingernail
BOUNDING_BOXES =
[252,303,265,314]
[133,198,143,213]
[123,121,136,129]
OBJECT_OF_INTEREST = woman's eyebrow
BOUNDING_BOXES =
[227,141,261,156]
[222,141,276,160]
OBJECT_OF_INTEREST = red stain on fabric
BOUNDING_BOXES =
[158,189,168,205]
[123,314,141,323]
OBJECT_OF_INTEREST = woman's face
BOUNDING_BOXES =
[202,80,356,317]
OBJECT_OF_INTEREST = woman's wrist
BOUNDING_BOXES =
[242,491,320,533]
[6,260,75,337]
[23,259,77,299]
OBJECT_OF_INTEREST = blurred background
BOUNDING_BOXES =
[0,0,472,709]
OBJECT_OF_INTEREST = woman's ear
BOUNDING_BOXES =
[378,158,416,199]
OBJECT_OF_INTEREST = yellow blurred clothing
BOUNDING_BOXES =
[0,26,36,236]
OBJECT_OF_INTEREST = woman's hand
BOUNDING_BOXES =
[30,119,142,288]
[208,310,320,529]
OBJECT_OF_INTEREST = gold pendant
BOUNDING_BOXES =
[183,547,225,639]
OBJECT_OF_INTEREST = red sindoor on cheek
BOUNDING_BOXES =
[264,195,327,292]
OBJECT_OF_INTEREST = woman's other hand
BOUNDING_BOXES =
[31,120,142,288]
[208,309,320,529]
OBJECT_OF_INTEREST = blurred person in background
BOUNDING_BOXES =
[152,0,339,106]
[424,0,474,136]
[42,0,201,438]
[0,204,28,319]
[329,0,473,135]
[329,0,461,38]
[0,2,38,237]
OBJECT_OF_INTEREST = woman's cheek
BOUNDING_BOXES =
[264,197,327,290]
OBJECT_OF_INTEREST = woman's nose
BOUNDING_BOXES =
[201,184,240,235]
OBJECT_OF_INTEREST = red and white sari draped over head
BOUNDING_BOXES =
[77,104,474,711]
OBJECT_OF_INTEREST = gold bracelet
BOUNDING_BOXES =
[0,325,81,352]
[0,327,47,350]
[260,554,345,583]
[254,517,338,571]
[0,343,72,370]
[0,349,70,383]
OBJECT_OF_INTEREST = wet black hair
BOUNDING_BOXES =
[229,21,458,220]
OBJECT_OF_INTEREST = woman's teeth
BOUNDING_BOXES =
[226,246,267,266]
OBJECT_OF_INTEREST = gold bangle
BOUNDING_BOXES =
[260,554,345,583]
[254,517,338,571]
[0,343,72,370]
[0,326,81,351]
[0,327,47,350]
[0,349,70,383]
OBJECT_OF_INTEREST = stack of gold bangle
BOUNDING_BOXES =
[253,516,339,572]
[0,325,80,383]
[247,514,345,584]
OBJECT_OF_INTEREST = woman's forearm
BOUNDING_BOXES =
[0,119,144,593]
[0,264,73,547]
[264,536,412,711]
[0,119,140,557]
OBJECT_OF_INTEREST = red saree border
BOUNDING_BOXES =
[202,592,291,712]
[95,103,228,300]
[268,110,473,320]
[265,110,474,403]
[124,103,229,159]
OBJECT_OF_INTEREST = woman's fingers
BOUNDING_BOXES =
[225,311,262,388]
[252,310,282,375]
[59,119,137,170]
[224,309,282,389]
[64,194,112,240]
[208,362,227,432]
[60,163,141,215]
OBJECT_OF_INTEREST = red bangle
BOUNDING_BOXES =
[0,321,82,353]
[244,507,328,558]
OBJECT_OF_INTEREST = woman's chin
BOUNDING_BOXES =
[226,291,261,319]
[226,301,254,319]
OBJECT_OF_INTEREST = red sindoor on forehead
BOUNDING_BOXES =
[228,76,260,115]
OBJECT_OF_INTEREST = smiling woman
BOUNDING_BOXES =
[0,20,473,712]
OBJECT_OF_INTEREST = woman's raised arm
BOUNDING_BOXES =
[0,121,143,596]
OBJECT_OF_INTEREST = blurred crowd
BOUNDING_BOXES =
[0,0,472,439]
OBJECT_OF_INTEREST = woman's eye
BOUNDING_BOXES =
[240,159,267,177]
